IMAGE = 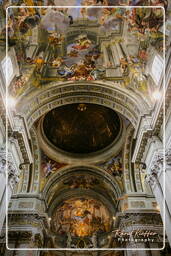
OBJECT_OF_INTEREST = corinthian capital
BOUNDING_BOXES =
[150,152,164,177]
[145,174,156,186]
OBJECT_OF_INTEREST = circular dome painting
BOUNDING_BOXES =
[43,103,121,154]
[52,198,111,237]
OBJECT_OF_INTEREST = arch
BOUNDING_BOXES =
[15,82,151,195]
[43,165,123,209]
[16,81,151,132]
[47,189,116,217]
[37,113,126,164]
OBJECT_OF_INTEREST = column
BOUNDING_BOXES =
[102,45,110,68]
[0,159,20,234]
[0,156,7,233]
[165,148,171,214]
[120,42,129,59]
[146,172,171,246]
[115,42,124,60]
[0,184,13,233]
[111,44,120,67]
[0,156,6,202]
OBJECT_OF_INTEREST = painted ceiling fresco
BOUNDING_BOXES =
[98,154,122,177]
[46,34,104,81]
[41,151,66,178]
[39,150,67,191]
[43,103,121,154]
[0,0,165,98]
[97,151,124,191]
[52,197,112,237]
[40,149,124,195]
[63,175,100,189]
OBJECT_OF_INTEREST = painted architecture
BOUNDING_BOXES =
[0,0,171,255]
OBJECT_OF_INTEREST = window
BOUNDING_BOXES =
[1,56,14,87]
[151,55,163,85]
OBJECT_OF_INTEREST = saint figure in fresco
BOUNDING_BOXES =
[72,34,92,50]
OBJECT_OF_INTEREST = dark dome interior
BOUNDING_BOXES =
[43,103,121,154]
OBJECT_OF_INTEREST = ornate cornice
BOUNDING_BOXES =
[134,109,163,162]
[0,94,32,164]
[135,57,170,163]
[16,81,150,130]
[43,165,122,207]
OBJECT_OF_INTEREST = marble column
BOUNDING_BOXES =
[0,157,6,203]
[0,184,13,235]
[146,173,171,246]
[0,157,8,233]
[0,158,20,234]
[165,149,171,214]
